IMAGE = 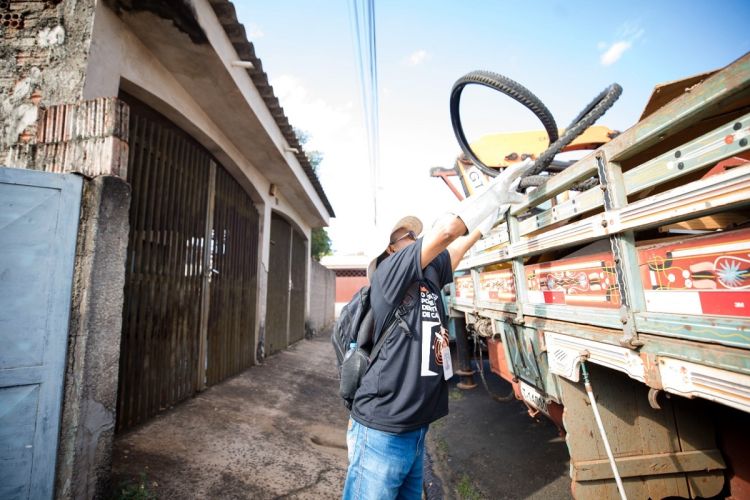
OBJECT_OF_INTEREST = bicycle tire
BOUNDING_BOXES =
[450,71,558,178]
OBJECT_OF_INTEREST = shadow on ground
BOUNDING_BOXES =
[427,359,572,500]
[109,335,570,499]
[109,333,350,500]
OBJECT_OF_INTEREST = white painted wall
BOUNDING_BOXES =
[84,2,324,355]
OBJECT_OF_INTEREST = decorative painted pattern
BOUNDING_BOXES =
[526,253,620,309]
[478,268,515,302]
[639,228,750,318]
[454,274,475,302]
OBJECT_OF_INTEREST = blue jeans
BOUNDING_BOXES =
[342,418,427,500]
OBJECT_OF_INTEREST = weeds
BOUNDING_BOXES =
[114,473,157,500]
[449,389,464,401]
[436,437,449,454]
[456,474,482,500]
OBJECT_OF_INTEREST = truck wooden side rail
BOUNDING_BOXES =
[446,52,750,499]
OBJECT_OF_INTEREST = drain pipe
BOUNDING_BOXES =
[579,354,627,500]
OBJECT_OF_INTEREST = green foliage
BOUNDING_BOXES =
[311,227,332,261]
[294,127,324,174]
[295,128,332,258]
[456,474,482,500]
[114,473,158,500]
[307,150,324,174]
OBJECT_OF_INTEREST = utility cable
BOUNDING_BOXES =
[348,0,380,225]
[472,333,515,403]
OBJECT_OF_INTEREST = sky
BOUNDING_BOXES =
[232,1,750,258]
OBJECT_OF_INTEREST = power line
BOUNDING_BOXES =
[349,0,380,226]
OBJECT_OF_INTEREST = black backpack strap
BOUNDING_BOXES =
[367,306,405,362]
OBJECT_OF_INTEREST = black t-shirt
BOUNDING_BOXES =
[350,238,454,433]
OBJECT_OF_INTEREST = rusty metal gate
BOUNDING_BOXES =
[205,167,260,385]
[289,229,307,343]
[265,213,291,355]
[117,96,259,431]
[265,213,307,353]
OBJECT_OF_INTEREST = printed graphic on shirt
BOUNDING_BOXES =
[419,285,449,377]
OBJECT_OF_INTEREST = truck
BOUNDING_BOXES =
[436,52,750,499]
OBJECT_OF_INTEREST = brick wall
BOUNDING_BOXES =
[309,259,335,334]
[1,0,97,167]
[336,276,368,303]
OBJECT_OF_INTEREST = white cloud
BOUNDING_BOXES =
[600,41,632,66]
[407,49,429,66]
[599,22,644,66]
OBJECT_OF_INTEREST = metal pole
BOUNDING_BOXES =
[580,359,627,500]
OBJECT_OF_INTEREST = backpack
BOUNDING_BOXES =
[331,286,400,409]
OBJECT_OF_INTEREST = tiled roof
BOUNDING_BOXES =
[208,0,335,218]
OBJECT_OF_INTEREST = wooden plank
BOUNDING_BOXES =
[173,133,190,404]
[573,449,724,481]
[123,115,150,430]
[632,374,689,498]
[155,128,174,411]
[560,363,711,499]
[161,129,179,409]
[147,123,167,418]
[672,397,726,498]
[136,119,160,426]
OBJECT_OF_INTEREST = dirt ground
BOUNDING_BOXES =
[110,334,572,499]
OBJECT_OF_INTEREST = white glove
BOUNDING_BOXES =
[476,207,504,236]
[453,159,532,234]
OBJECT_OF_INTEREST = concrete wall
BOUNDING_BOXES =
[0,3,129,499]
[57,175,130,499]
[308,260,336,335]
[1,0,97,162]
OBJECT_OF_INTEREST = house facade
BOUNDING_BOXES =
[0,1,334,498]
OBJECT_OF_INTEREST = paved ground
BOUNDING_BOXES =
[110,334,572,499]
[428,363,571,500]
[110,334,350,499]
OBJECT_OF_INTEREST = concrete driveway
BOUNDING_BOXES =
[110,334,571,499]
[111,334,350,499]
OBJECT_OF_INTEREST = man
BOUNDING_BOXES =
[342,160,532,499]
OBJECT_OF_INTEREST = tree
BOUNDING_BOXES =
[295,128,333,260]
[311,227,332,261]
